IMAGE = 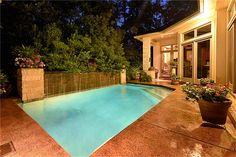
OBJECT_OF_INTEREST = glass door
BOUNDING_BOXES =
[183,44,193,81]
[182,40,211,83]
[197,39,210,79]
[160,44,178,78]
[161,52,171,77]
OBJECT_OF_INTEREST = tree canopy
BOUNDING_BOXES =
[1,0,198,73]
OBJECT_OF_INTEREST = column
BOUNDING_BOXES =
[143,37,151,71]
[153,42,161,80]
[120,69,126,84]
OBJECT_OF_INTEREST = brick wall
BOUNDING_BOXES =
[44,72,120,97]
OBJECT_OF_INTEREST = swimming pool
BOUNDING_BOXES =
[20,84,173,156]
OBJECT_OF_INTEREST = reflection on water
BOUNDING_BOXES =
[21,84,172,156]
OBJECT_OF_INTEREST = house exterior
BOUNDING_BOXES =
[134,0,236,93]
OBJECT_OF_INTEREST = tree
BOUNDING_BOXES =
[1,0,198,72]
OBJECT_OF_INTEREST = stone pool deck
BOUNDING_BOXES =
[92,81,236,157]
[0,98,70,157]
[1,81,236,156]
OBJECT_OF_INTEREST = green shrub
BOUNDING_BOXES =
[169,61,178,66]
[13,14,129,73]
[13,45,36,58]
[199,78,214,85]
[126,66,140,81]
[170,74,180,80]
[140,71,152,82]
[0,71,9,85]
[45,53,80,72]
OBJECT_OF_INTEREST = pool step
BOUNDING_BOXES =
[143,88,169,99]
[142,89,164,100]
[128,84,170,100]
[148,88,170,98]
[127,84,171,98]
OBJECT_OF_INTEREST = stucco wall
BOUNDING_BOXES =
[216,8,227,84]
[159,37,177,46]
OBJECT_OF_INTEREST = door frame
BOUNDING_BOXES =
[181,38,212,83]
[160,44,178,77]
[181,43,194,83]
[160,51,171,76]
[194,38,212,83]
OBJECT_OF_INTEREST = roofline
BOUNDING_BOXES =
[134,11,200,41]
[134,32,162,41]
[134,0,201,41]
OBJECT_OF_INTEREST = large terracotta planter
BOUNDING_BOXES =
[198,99,232,125]
[171,80,179,85]
[200,82,207,86]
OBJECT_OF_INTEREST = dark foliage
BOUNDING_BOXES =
[140,71,152,82]
[1,0,198,72]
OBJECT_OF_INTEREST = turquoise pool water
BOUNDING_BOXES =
[21,84,173,156]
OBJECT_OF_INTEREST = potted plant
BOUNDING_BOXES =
[170,61,178,67]
[15,54,45,101]
[182,83,231,125]
[0,72,12,97]
[15,55,45,68]
[199,78,214,86]
[171,74,180,85]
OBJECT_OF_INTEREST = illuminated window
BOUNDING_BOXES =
[161,45,171,51]
[183,24,211,42]
[173,44,178,51]
[160,44,179,76]
[197,24,211,36]
[184,31,194,41]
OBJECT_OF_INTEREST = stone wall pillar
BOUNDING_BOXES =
[120,68,126,84]
[17,68,44,102]
[143,37,151,71]
[146,70,155,82]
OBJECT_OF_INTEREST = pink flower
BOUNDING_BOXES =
[206,84,212,88]
[20,63,25,68]
[38,62,44,68]
[220,89,224,92]
[34,56,41,64]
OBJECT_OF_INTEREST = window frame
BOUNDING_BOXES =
[183,23,212,42]
[227,0,236,93]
